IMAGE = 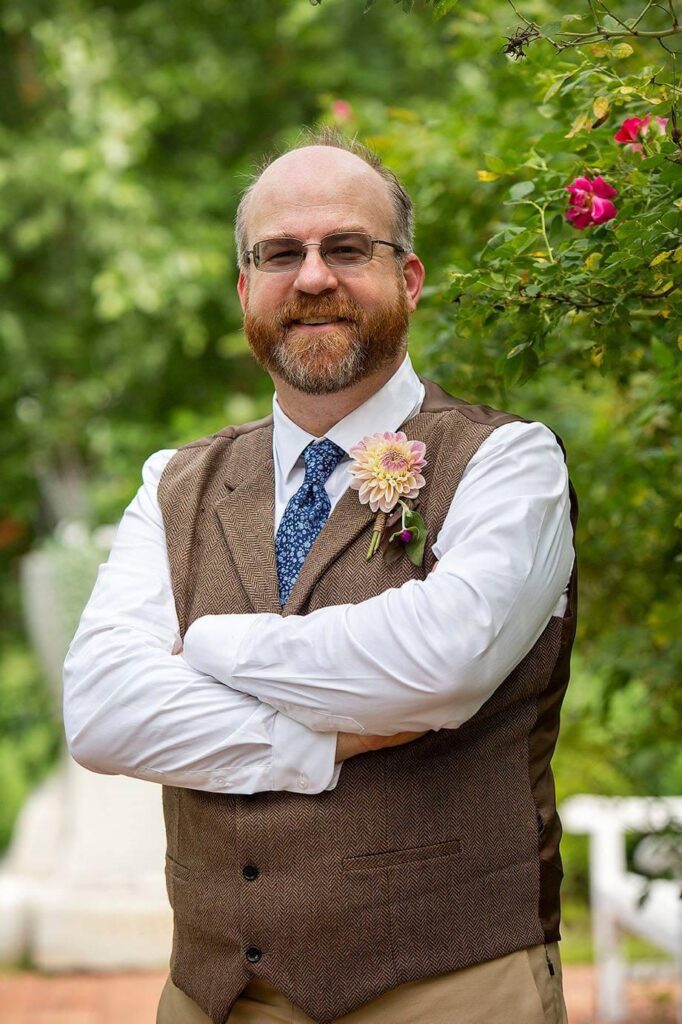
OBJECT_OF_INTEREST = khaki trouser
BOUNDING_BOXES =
[157,942,568,1024]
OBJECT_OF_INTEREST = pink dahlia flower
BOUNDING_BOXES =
[614,114,668,155]
[565,175,618,230]
[348,431,427,513]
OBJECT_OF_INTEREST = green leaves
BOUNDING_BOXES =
[509,179,536,200]
[345,0,461,13]
[387,502,428,567]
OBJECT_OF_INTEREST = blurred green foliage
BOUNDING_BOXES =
[0,645,60,850]
[0,0,680,905]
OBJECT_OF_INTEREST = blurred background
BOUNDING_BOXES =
[1,0,680,1021]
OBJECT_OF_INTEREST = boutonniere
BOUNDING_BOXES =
[348,431,428,567]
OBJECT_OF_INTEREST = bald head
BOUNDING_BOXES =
[235,133,414,268]
[251,146,393,227]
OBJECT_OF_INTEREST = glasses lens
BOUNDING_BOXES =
[321,233,372,267]
[254,238,304,272]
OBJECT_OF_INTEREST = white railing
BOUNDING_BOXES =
[561,795,682,1023]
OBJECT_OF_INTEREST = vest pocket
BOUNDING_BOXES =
[165,852,191,881]
[342,838,461,873]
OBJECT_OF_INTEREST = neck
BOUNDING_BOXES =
[272,353,406,437]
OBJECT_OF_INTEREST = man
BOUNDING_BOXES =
[63,129,576,1024]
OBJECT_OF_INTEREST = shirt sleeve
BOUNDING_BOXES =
[62,449,340,795]
[182,420,575,735]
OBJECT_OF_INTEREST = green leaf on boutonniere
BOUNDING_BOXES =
[387,501,428,567]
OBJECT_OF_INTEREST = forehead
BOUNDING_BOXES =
[244,146,394,242]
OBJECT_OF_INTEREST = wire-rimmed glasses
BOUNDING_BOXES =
[244,232,406,273]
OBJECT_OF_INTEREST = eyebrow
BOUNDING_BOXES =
[265,225,373,239]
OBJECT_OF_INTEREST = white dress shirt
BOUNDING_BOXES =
[63,353,574,796]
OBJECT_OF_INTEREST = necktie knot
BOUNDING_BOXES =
[303,438,346,486]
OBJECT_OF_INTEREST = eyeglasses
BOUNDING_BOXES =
[244,232,407,273]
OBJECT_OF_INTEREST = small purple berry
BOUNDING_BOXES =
[399,529,412,543]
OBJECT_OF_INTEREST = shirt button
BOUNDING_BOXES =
[242,864,259,881]
[245,947,262,963]
[214,777,226,786]
[298,774,309,790]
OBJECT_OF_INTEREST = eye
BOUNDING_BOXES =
[257,239,302,265]
[327,244,364,259]
[265,247,300,263]
[322,233,372,265]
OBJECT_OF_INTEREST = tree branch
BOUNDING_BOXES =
[532,282,678,309]
[507,0,682,52]
[559,26,681,40]
[595,0,632,33]
[587,0,603,32]
[632,0,656,30]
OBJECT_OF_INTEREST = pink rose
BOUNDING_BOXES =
[565,175,618,230]
[331,100,352,123]
[614,113,668,155]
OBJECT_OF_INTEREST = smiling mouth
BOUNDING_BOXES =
[290,317,350,326]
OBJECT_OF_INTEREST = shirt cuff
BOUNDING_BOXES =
[272,712,341,794]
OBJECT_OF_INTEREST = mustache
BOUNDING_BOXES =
[275,297,364,327]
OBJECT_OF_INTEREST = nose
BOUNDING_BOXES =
[292,246,339,295]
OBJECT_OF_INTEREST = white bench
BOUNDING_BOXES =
[561,795,682,1022]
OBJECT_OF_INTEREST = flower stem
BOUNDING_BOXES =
[530,201,555,265]
[366,511,387,560]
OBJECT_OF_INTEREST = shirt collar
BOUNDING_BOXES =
[272,352,425,481]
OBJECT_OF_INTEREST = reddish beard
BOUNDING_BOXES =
[243,292,410,395]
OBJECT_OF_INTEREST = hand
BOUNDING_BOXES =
[335,729,427,763]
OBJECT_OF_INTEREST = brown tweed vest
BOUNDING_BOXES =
[157,376,578,1024]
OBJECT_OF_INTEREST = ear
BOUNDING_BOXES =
[402,253,425,312]
[237,268,249,313]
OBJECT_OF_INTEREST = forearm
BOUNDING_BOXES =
[63,620,339,794]
[183,567,566,736]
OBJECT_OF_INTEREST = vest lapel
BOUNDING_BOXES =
[283,484,375,616]
[284,406,436,617]
[213,425,282,614]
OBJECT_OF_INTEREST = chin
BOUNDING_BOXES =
[274,330,364,393]
[278,360,364,396]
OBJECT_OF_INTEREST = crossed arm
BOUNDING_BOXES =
[183,420,573,734]
[63,421,573,796]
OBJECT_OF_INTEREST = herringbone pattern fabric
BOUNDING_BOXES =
[157,942,568,1023]
[275,438,346,606]
[156,378,578,1024]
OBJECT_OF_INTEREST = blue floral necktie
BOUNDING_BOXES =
[275,438,346,607]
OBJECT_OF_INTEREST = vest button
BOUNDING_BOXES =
[242,864,259,881]
[245,946,262,963]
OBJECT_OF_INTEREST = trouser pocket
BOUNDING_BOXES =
[525,943,568,1024]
